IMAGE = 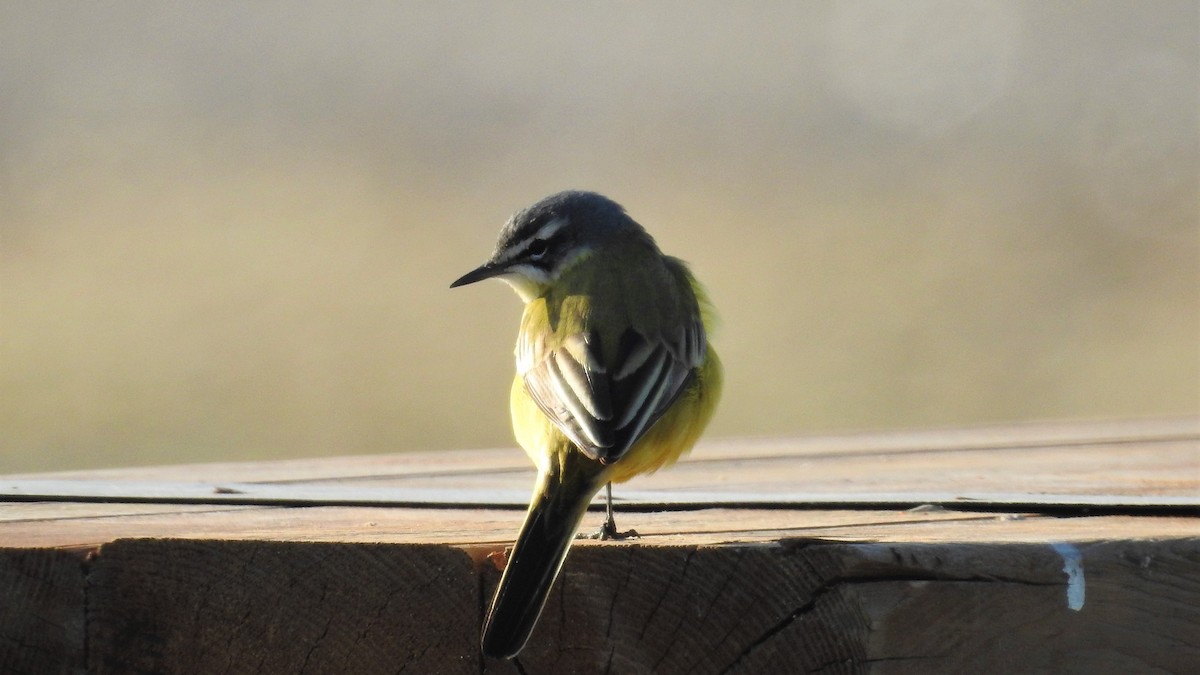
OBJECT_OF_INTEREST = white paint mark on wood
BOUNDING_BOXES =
[1051,542,1086,611]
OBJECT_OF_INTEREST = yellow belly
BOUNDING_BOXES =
[510,348,723,483]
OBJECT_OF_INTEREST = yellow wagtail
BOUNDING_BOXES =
[451,191,722,659]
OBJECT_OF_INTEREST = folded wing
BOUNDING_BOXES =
[519,318,705,464]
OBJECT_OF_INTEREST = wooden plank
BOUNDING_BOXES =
[0,549,85,674]
[2,479,1196,513]
[87,539,479,675]
[5,416,1192,484]
[848,540,1200,674]
[690,415,1200,460]
[659,437,1200,498]
[0,502,256,524]
[0,504,986,549]
[0,419,1195,671]
[0,417,1195,516]
[23,535,1190,674]
[276,432,1197,505]
[0,501,1196,550]
[0,448,530,483]
[480,539,1200,673]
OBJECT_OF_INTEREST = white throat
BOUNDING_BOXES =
[499,266,550,303]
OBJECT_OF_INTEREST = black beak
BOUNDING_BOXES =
[450,261,506,288]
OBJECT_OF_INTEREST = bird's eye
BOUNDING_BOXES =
[528,238,548,260]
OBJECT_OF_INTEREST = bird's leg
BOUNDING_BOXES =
[579,483,639,540]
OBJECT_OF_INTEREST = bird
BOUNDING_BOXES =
[450,190,722,659]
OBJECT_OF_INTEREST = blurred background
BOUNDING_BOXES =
[1,1,1196,473]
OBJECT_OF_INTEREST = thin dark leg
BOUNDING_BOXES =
[578,483,639,541]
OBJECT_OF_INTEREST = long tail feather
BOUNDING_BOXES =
[481,459,603,659]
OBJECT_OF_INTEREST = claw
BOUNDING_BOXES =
[578,521,640,541]
[576,483,639,540]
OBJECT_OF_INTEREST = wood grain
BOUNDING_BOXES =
[0,418,1196,672]
[2,502,1198,551]
[87,539,478,675]
[0,549,85,675]
[5,418,1195,498]
[849,539,1200,674]
[481,539,1200,674]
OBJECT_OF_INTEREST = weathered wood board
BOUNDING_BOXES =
[0,418,1196,673]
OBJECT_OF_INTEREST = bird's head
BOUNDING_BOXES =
[451,191,647,302]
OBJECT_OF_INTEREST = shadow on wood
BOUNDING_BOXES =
[10,537,1198,673]
[0,549,85,674]
[482,538,1199,674]
[2,420,1197,673]
[86,541,478,674]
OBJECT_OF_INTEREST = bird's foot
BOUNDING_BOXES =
[578,520,640,541]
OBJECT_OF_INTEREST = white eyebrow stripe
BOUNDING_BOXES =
[533,217,568,242]
[494,216,570,265]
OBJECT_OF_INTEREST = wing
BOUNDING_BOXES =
[518,317,706,464]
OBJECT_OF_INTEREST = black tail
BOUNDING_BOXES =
[481,460,603,659]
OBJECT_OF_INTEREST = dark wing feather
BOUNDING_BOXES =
[519,318,705,463]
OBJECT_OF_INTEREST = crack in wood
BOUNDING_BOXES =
[649,550,700,673]
[810,653,944,673]
[717,562,1063,674]
[638,548,696,641]
[297,615,333,674]
[717,593,820,674]
[605,547,637,640]
[80,552,94,673]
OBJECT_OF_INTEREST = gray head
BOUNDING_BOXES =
[450,191,653,299]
